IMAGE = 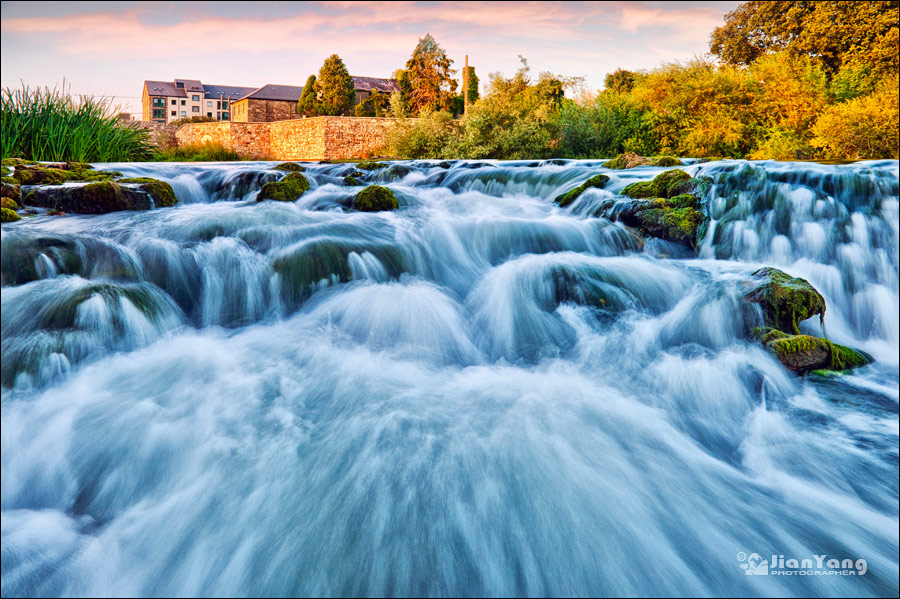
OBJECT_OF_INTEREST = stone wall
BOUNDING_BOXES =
[175,116,401,160]
[175,122,272,158]
[133,121,179,148]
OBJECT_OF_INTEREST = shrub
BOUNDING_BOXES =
[1,82,154,162]
[152,142,247,162]
[811,79,899,159]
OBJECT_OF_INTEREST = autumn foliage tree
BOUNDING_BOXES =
[403,34,458,114]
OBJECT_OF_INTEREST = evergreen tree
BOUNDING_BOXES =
[316,55,356,116]
[297,75,319,116]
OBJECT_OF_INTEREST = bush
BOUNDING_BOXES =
[811,79,900,159]
[1,82,154,162]
[383,107,457,159]
[152,142,248,162]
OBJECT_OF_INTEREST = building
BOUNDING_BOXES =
[142,79,257,123]
[145,77,400,124]
[231,84,305,123]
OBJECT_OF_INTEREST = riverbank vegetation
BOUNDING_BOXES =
[383,1,899,161]
[1,83,155,162]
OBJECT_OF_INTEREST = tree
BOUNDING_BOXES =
[604,68,636,93]
[464,66,479,104]
[710,1,899,76]
[404,34,458,114]
[316,54,355,116]
[297,75,319,116]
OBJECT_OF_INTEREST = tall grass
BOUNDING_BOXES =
[1,81,154,162]
[151,142,247,162]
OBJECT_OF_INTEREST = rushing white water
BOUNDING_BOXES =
[1,159,897,597]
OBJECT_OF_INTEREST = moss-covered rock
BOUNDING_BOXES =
[622,169,693,199]
[654,156,683,167]
[10,162,119,185]
[598,193,708,249]
[273,162,305,172]
[554,174,609,207]
[353,185,398,212]
[356,159,388,171]
[257,172,310,202]
[604,153,684,169]
[757,328,872,373]
[604,153,653,169]
[1,158,38,167]
[2,197,18,210]
[742,267,826,335]
[24,181,163,213]
[117,178,177,207]
[1,180,20,201]
[344,175,362,186]
[1,206,20,222]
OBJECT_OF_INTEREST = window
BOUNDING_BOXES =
[192,106,200,113]
[171,111,176,116]
[171,99,176,105]
[207,112,213,117]
[181,111,186,117]
[152,97,165,107]
[181,100,186,106]
[152,109,165,119]
[192,95,199,101]
[221,101,228,109]
[222,112,229,120]
[207,101,212,107]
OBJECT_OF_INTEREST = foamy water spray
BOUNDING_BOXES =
[1,159,897,596]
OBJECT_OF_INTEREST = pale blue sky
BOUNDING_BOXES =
[1,1,739,115]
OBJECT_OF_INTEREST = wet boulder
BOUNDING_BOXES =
[344,175,362,186]
[554,174,609,207]
[621,169,707,200]
[599,193,707,249]
[356,160,388,171]
[353,185,398,212]
[741,267,826,335]
[2,197,17,210]
[11,162,119,185]
[1,206,20,222]
[257,172,310,202]
[117,178,177,207]
[757,329,872,373]
[23,181,169,214]
[273,162,305,172]
[604,153,685,170]
[2,180,20,202]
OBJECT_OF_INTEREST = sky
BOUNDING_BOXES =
[1,1,740,116]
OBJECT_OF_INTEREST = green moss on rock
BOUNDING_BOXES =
[353,185,398,212]
[344,175,362,186]
[257,172,310,202]
[1,197,18,210]
[356,160,388,171]
[555,174,609,207]
[273,162,305,172]
[654,156,683,167]
[2,180,20,201]
[742,267,826,335]
[604,153,653,169]
[117,178,177,207]
[1,206,20,222]
[760,329,872,373]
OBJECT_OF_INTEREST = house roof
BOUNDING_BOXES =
[238,84,304,102]
[203,84,258,100]
[352,76,399,93]
[144,80,186,97]
[174,78,205,93]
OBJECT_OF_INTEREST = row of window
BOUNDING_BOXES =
[154,97,230,108]
[151,108,230,120]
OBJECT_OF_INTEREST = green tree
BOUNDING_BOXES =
[604,68,636,93]
[710,1,899,76]
[404,34,458,114]
[464,66,480,104]
[297,75,319,116]
[316,54,355,116]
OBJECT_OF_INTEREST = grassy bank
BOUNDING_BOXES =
[1,83,154,162]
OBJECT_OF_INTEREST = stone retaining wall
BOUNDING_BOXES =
[174,116,399,160]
